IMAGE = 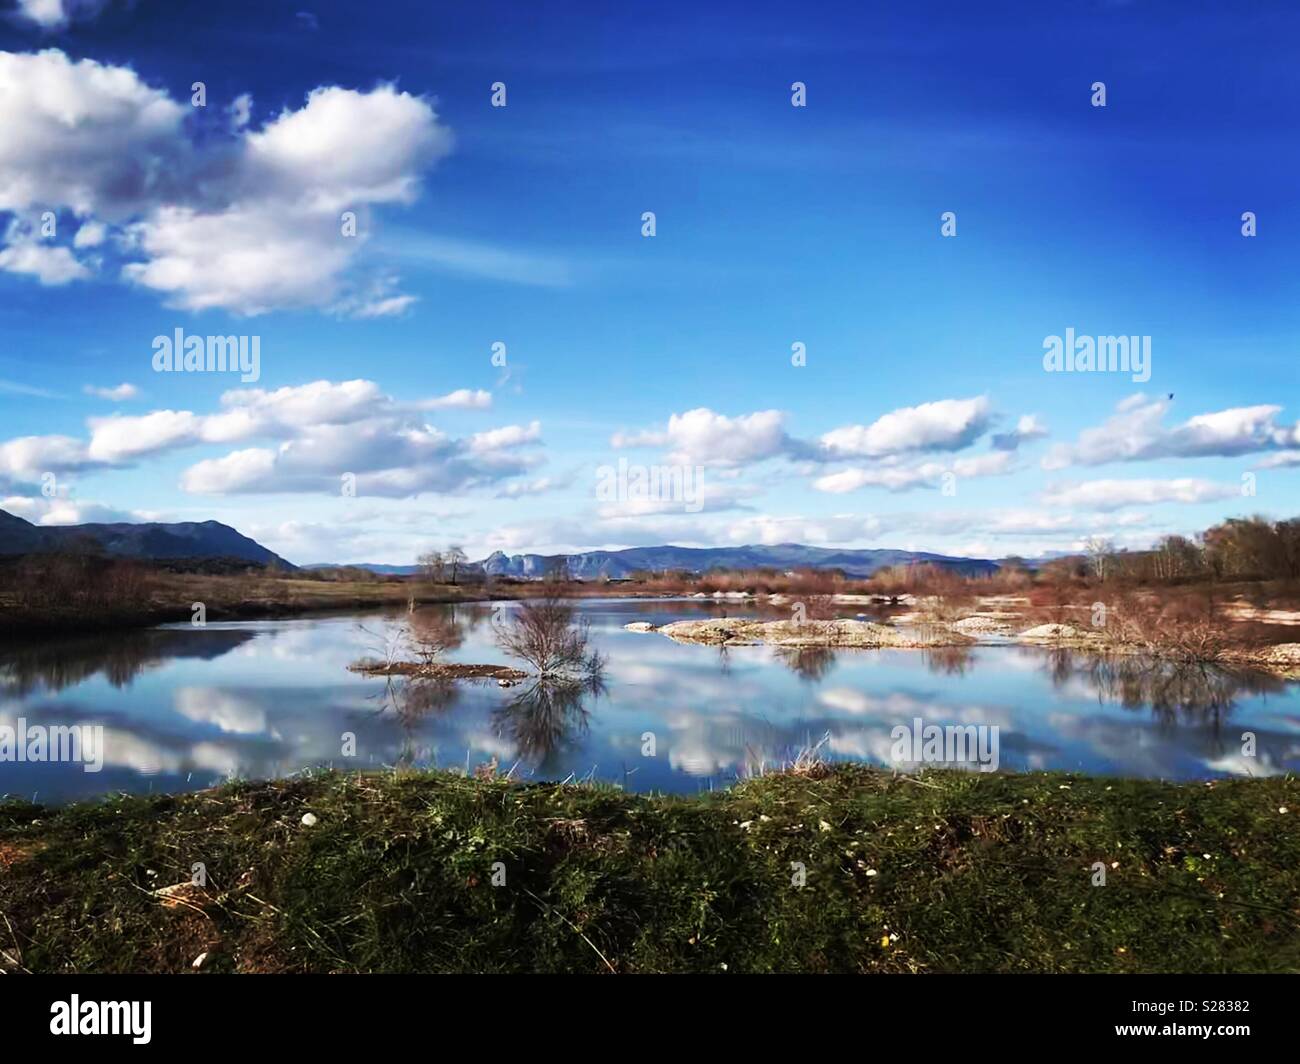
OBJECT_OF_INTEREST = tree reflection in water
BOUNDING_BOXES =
[921,645,974,676]
[491,672,605,771]
[1040,648,1286,730]
[773,645,837,683]
[0,627,256,696]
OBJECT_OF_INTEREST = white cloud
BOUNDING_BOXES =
[243,85,448,213]
[122,203,355,315]
[421,388,492,411]
[0,378,537,503]
[613,408,790,466]
[469,421,542,453]
[1257,451,1300,469]
[87,409,203,462]
[72,219,107,248]
[0,49,186,217]
[348,293,419,318]
[1043,395,1298,469]
[0,434,94,480]
[0,237,89,283]
[819,396,992,458]
[813,450,1015,494]
[178,411,543,498]
[0,493,136,524]
[83,382,139,402]
[84,380,400,462]
[13,0,111,30]
[0,50,451,314]
[179,448,278,494]
[1041,478,1240,511]
[496,475,568,499]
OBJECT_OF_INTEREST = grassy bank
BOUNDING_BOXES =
[1,766,1297,973]
[0,571,508,638]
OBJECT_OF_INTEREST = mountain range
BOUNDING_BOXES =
[309,544,1000,579]
[1,508,999,578]
[476,544,999,579]
[0,509,293,568]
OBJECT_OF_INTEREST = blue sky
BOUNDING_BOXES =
[1,0,1297,564]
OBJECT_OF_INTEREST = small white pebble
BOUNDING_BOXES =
[301,813,318,827]
[865,868,878,877]
[819,820,832,832]
[1280,807,1289,815]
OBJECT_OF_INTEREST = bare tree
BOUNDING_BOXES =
[446,545,468,586]
[493,592,603,678]
[1084,536,1114,583]
[418,549,446,584]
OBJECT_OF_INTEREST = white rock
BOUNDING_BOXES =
[301,812,318,827]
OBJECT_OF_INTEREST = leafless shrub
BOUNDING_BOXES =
[1096,593,1231,664]
[493,593,604,679]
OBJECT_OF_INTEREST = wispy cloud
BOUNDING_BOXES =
[381,232,575,287]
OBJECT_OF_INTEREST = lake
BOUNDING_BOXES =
[3,597,1299,804]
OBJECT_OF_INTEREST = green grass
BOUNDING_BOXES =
[1,765,1297,973]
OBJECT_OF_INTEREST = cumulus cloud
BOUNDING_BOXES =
[178,408,543,497]
[1041,478,1240,511]
[1043,395,1299,469]
[0,49,451,314]
[819,396,993,458]
[85,380,396,462]
[0,50,186,216]
[0,378,539,500]
[612,408,791,466]
[0,433,96,481]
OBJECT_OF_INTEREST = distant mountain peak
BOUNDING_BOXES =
[0,508,293,568]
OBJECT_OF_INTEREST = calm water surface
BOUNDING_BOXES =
[3,598,1299,803]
